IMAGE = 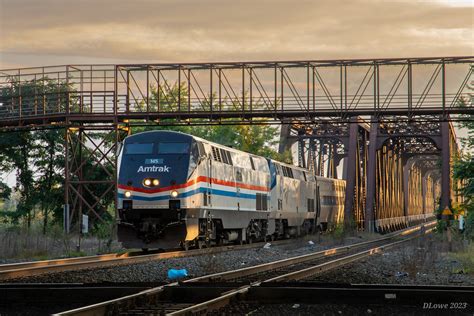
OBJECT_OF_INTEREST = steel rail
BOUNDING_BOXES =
[222,283,474,312]
[263,229,434,283]
[0,236,307,281]
[54,221,434,316]
[167,226,434,316]
[183,222,433,283]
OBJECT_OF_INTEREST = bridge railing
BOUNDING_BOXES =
[0,57,472,126]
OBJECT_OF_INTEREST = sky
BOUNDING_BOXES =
[0,0,473,186]
[0,0,473,68]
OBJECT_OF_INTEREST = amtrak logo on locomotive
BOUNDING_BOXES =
[137,165,171,172]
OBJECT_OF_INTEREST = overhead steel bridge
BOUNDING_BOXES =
[0,56,472,127]
[0,56,472,233]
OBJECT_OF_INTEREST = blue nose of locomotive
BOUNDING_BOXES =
[118,131,197,201]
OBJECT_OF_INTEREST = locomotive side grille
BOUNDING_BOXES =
[256,193,268,211]
[308,198,315,212]
[220,148,229,164]
[211,146,234,165]
[211,146,222,162]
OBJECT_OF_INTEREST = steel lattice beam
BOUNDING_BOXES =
[0,57,472,129]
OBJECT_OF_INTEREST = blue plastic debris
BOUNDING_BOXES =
[168,268,188,279]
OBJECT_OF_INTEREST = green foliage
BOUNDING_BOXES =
[131,82,290,162]
[91,222,114,240]
[91,222,114,253]
[0,182,12,200]
[331,222,346,240]
[0,76,71,229]
[464,209,474,240]
[453,84,474,240]
[0,130,35,225]
[66,250,87,258]
[450,243,474,274]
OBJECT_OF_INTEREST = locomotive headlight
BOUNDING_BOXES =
[143,179,152,186]
[124,191,131,198]
[171,190,179,198]
[152,179,160,186]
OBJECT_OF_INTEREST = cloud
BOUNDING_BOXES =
[0,0,472,68]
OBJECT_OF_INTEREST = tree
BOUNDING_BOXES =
[0,130,35,226]
[32,128,65,233]
[0,181,12,200]
[131,82,292,163]
[0,77,71,228]
[453,86,474,239]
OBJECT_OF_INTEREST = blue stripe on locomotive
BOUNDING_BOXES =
[118,187,257,201]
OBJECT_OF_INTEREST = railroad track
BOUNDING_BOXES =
[55,221,436,316]
[0,233,320,281]
[0,282,164,316]
[179,283,474,314]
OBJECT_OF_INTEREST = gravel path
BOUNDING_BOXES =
[4,234,372,283]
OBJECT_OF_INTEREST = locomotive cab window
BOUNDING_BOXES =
[188,142,200,178]
[125,143,154,154]
[158,142,190,154]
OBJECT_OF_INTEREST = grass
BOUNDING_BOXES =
[0,222,123,262]
[450,243,474,275]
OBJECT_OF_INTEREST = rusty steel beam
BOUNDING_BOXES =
[440,121,451,210]
[364,119,378,232]
[343,119,359,229]
[64,124,128,227]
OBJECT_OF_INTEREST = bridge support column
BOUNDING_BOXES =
[278,121,293,154]
[402,156,420,219]
[64,124,128,231]
[440,121,451,210]
[298,134,306,168]
[343,119,358,230]
[402,158,410,218]
[364,120,378,233]
[422,171,429,220]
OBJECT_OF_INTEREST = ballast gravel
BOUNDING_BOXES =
[5,234,371,283]
[309,234,474,286]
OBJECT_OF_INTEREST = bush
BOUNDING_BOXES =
[91,222,115,253]
[331,222,346,241]
[463,208,474,241]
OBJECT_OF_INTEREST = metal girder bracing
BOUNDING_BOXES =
[293,118,369,230]
[294,115,459,233]
[0,57,473,129]
[65,124,128,225]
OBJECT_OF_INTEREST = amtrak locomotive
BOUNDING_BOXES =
[117,131,346,249]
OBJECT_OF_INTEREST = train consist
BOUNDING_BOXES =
[117,131,345,249]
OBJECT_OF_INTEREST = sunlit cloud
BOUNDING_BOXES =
[0,0,472,68]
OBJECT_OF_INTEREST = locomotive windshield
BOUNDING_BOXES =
[125,143,154,154]
[158,142,190,154]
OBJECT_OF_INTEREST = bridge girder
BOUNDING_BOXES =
[0,57,470,230]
